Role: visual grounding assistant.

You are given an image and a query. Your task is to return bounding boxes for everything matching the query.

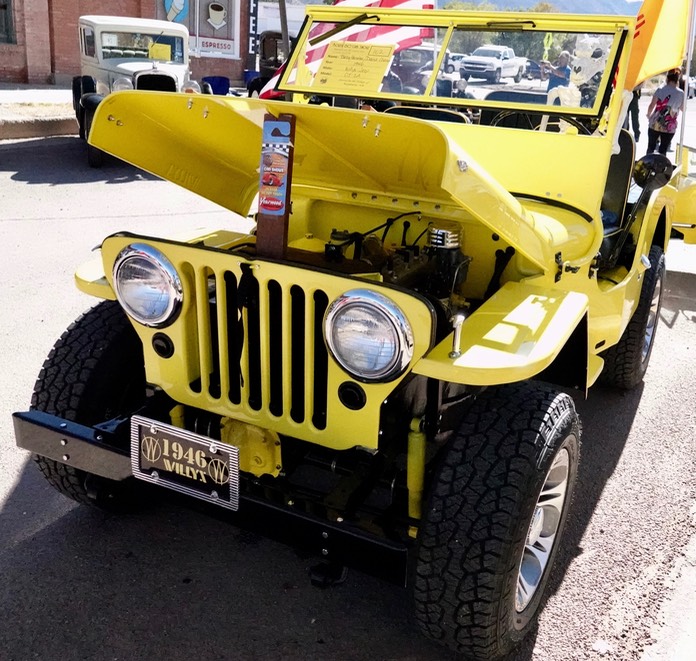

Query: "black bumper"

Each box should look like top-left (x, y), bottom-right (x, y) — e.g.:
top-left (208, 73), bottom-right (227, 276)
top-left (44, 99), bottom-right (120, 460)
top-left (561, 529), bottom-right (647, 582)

top-left (13, 410), bottom-right (410, 586)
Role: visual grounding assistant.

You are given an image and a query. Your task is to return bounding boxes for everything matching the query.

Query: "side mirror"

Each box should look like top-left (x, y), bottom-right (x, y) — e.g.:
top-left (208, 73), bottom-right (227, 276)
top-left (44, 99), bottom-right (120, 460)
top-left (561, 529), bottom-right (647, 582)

top-left (633, 153), bottom-right (674, 191)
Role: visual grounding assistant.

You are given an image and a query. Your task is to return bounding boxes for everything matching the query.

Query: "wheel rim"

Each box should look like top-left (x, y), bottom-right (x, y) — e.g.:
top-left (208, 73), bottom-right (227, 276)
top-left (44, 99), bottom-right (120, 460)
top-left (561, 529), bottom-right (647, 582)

top-left (642, 274), bottom-right (662, 363)
top-left (516, 447), bottom-right (570, 613)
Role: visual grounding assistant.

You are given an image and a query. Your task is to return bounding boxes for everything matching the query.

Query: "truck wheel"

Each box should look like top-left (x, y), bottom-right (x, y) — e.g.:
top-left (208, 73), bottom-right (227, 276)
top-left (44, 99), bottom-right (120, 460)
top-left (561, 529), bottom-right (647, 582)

top-left (84, 110), bottom-right (104, 168)
top-left (248, 78), bottom-right (264, 98)
top-left (31, 301), bottom-right (146, 510)
top-left (492, 68), bottom-right (502, 84)
top-left (600, 245), bottom-right (665, 389)
top-left (514, 67), bottom-right (523, 83)
top-left (411, 382), bottom-right (580, 660)
top-left (71, 77), bottom-right (86, 139)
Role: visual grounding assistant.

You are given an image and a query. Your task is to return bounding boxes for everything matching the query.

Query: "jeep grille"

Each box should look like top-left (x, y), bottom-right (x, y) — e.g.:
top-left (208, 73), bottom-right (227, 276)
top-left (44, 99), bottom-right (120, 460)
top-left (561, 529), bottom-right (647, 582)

top-left (191, 265), bottom-right (330, 430)
top-left (102, 236), bottom-right (435, 451)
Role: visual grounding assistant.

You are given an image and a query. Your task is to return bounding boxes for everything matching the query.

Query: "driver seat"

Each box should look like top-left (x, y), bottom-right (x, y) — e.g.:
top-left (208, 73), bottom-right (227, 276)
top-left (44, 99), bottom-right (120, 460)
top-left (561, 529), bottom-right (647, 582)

top-left (598, 129), bottom-right (636, 267)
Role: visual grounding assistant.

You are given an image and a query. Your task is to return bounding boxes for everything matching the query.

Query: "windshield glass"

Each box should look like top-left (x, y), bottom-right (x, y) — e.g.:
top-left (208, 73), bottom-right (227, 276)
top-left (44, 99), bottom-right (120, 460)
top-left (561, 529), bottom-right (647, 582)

top-left (280, 11), bottom-right (622, 116)
top-left (100, 31), bottom-right (185, 63)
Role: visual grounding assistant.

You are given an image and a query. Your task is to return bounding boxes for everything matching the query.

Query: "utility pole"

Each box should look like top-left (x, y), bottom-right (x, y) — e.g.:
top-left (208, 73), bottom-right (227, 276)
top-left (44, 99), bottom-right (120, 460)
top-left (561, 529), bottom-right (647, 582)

top-left (278, 0), bottom-right (291, 60)
top-left (278, 0), bottom-right (292, 101)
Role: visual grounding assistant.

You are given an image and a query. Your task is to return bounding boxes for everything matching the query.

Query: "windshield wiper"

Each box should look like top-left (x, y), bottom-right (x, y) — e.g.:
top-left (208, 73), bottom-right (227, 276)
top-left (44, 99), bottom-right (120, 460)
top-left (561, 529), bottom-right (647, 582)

top-left (486, 20), bottom-right (536, 28)
top-left (309, 13), bottom-right (379, 46)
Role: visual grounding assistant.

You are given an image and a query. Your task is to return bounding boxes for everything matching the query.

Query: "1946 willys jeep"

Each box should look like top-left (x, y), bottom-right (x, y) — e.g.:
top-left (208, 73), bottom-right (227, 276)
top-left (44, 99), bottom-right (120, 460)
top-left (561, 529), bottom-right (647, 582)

top-left (14, 6), bottom-right (696, 660)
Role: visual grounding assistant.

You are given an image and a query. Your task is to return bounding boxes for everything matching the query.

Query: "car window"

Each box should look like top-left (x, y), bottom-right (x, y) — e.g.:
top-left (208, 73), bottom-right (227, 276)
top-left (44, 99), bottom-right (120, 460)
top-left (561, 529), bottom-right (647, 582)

top-left (100, 31), bottom-right (185, 63)
top-left (81, 27), bottom-right (96, 58)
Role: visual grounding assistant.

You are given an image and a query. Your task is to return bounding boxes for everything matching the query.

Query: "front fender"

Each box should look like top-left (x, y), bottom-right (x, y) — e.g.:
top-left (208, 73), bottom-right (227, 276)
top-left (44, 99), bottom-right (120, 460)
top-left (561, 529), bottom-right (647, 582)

top-left (80, 92), bottom-right (105, 114)
top-left (412, 282), bottom-right (588, 387)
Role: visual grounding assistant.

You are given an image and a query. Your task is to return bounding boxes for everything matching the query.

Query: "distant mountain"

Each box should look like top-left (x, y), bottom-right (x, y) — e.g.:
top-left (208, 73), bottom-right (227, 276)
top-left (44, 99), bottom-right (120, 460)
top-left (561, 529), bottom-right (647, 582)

top-left (463, 0), bottom-right (641, 14)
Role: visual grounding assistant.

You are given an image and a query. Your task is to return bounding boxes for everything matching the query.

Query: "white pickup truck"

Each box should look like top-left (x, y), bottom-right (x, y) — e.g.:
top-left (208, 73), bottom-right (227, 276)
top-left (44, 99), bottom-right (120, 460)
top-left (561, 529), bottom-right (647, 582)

top-left (459, 45), bottom-right (526, 83)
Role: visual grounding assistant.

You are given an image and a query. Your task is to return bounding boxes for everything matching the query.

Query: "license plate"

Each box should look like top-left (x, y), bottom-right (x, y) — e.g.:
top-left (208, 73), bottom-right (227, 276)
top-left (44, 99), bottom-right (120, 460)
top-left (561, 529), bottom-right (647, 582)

top-left (130, 415), bottom-right (239, 511)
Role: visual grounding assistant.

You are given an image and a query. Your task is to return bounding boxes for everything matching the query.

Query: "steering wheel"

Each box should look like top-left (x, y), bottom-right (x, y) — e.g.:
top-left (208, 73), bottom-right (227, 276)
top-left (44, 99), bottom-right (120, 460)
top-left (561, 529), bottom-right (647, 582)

top-left (489, 110), bottom-right (591, 134)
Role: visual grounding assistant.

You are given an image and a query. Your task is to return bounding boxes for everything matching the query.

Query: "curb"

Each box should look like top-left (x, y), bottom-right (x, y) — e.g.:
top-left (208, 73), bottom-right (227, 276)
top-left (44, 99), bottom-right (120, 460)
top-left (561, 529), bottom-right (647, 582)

top-left (0, 117), bottom-right (77, 140)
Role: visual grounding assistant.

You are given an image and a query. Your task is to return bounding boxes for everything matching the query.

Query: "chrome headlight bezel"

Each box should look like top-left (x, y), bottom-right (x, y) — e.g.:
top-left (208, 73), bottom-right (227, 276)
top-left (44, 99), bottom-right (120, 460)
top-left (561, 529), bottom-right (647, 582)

top-left (112, 243), bottom-right (183, 328)
top-left (112, 76), bottom-right (134, 92)
top-left (324, 289), bottom-right (414, 383)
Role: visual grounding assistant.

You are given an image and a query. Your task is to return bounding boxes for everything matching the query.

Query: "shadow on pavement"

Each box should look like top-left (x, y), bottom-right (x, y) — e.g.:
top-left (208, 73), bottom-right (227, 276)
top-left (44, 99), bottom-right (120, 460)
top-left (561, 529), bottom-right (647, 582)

top-left (0, 136), bottom-right (159, 185)
top-left (0, 457), bottom-right (451, 661)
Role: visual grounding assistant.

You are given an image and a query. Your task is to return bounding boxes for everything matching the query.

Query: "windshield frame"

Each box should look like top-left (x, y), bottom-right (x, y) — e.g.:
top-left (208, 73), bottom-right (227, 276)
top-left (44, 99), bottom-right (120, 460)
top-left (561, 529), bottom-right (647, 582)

top-left (278, 7), bottom-right (632, 119)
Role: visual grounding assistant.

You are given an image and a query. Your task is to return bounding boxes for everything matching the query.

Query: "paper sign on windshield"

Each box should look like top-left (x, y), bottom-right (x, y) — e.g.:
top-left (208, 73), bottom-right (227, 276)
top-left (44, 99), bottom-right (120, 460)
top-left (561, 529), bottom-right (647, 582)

top-left (149, 43), bottom-right (172, 60)
top-left (314, 42), bottom-right (394, 93)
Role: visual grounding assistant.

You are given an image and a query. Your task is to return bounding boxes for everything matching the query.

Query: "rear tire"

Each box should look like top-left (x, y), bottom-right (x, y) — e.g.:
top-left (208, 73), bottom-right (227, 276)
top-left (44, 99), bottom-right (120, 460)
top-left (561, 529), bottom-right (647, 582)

top-left (31, 301), bottom-right (146, 510)
top-left (514, 67), bottom-right (523, 83)
top-left (600, 245), bottom-right (665, 389)
top-left (85, 110), bottom-right (104, 168)
top-left (411, 382), bottom-right (580, 660)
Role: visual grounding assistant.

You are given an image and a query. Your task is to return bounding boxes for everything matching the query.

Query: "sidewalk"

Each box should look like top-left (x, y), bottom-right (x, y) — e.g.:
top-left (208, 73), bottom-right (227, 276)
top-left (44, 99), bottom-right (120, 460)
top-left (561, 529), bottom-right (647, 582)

top-left (0, 82), bottom-right (76, 140)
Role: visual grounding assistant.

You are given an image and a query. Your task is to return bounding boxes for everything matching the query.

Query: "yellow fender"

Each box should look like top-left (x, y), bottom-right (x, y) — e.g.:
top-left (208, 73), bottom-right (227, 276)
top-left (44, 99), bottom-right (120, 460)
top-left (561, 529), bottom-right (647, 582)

top-left (413, 281), bottom-right (588, 387)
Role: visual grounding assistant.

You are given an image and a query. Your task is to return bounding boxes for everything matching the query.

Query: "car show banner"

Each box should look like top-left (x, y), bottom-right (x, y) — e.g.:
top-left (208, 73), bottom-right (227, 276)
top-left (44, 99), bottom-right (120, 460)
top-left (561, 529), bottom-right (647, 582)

top-left (159, 0), bottom-right (241, 59)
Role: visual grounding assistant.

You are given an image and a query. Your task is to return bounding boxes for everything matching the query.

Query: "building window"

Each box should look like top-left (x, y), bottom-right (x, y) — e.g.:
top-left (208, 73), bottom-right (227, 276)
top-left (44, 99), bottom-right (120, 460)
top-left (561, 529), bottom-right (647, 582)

top-left (0, 1), bottom-right (14, 43)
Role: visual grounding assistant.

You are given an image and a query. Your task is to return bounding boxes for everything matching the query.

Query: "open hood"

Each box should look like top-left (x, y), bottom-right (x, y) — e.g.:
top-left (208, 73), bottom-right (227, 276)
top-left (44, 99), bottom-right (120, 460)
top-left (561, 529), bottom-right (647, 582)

top-left (90, 91), bottom-right (579, 270)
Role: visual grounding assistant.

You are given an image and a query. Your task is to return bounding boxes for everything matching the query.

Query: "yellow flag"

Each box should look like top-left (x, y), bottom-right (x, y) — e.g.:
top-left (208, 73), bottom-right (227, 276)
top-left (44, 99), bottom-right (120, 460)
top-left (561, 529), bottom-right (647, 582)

top-left (624, 0), bottom-right (692, 89)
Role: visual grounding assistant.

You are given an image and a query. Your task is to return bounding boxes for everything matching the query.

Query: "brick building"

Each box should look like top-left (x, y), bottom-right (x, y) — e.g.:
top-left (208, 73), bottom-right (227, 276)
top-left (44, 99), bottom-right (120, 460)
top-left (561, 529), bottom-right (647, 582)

top-left (0, 0), bottom-right (254, 85)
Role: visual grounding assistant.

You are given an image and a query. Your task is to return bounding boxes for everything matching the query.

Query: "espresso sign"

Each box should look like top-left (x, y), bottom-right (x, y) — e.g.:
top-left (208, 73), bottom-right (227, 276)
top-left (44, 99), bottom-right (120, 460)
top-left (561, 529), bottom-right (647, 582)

top-left (255, 114), bottom-right (296, 258)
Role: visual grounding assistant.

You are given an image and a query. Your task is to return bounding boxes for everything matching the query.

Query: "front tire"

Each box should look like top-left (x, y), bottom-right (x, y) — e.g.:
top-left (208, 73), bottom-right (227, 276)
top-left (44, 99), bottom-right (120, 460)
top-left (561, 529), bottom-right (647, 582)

top-left (411, 382), bottom-right (580, 660)
top-left (600, 245), bottom-right (665, 389)
top-left (31, 301), bottom-right (146, 509)
top-left (492, 68), bottom-right (502, 84)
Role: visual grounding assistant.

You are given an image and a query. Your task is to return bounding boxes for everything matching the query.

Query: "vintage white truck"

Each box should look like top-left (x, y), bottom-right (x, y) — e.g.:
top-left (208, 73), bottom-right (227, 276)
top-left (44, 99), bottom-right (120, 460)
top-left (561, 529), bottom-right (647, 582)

top-left (459, 44), bottom-right (526, 83)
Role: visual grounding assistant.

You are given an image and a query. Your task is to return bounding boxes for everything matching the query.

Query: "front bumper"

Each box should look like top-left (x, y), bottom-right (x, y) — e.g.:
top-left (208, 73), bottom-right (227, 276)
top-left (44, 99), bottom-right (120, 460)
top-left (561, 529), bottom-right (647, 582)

top-left (13, 409), bottom-right (410, 586)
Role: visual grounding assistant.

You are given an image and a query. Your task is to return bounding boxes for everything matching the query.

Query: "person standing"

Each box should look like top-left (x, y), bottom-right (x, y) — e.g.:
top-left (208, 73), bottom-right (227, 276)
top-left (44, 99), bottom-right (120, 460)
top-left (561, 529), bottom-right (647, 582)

top-left (542, 50), bottom-right (572, 93)
top-left (624, 85), bottom-right (641, 142)
top-left (646, 70), bottom-right (684, 155)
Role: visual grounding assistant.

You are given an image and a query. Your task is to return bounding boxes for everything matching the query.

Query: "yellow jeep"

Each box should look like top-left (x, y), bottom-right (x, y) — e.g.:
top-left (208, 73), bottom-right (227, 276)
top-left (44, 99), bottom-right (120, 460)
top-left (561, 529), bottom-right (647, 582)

top-left (13, 6), bottom-right (696, 660)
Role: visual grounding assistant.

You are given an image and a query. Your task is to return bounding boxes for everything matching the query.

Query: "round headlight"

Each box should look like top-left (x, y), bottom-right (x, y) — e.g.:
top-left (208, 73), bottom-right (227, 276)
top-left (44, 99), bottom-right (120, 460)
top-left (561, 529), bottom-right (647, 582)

top-left (112, 77), bottom-right (134, 92)
top-left (113, 244), bottom-right (182, 327)
top-left (324, 289), bottom-right (414, 382)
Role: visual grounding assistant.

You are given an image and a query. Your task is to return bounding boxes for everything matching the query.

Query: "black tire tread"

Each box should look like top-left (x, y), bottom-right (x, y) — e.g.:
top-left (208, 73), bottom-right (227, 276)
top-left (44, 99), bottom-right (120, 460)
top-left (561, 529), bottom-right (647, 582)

top-left (30, 301), bottom-right (144, 508)
top-left (600, 245), bottom-right (665, 389)
top-left (412, 382), bottom-right (580, 660)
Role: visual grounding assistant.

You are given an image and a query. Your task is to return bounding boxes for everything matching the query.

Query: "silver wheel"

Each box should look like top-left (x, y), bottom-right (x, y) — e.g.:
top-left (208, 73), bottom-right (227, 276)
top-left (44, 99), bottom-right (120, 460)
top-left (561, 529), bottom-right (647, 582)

top-left (642, 275), bottom-right (662, 362)
top-left (516, 446), bottom-right (570, 612)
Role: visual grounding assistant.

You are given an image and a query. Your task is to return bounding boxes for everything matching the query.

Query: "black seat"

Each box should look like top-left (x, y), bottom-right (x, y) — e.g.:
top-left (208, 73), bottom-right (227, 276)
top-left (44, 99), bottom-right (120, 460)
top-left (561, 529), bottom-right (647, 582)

top-left (598, 129), bottom-right (636, 267)
top-left (601, 129), bottom-right (635, 233)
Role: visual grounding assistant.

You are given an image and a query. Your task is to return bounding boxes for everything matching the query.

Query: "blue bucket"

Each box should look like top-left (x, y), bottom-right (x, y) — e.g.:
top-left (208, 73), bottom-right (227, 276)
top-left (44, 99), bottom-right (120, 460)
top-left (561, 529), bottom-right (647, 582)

top-left (202, 76), bottom-right (231, 95)
top-left (243, 69), bottom-right (260, 85)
